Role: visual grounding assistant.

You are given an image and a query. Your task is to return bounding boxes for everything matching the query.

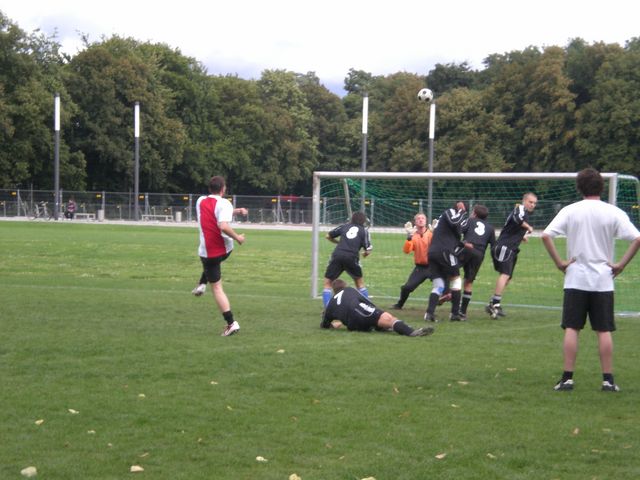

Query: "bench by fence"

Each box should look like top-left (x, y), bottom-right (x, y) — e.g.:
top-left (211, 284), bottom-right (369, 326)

top-left (74, 213), bottom-right (96, 220)
top-left (141, 214), bottom-right (173, 222)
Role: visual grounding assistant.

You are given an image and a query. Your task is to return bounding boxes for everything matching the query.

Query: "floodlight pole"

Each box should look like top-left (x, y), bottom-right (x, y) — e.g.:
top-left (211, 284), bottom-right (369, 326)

top-left (53, 93), bottom-right (60, 220)
top-left (427, 100), bottom-right (436, 222)
top-left (134, 102), bottom-right (140, 221)
top-left (361, 93), bottom-right (368, 213)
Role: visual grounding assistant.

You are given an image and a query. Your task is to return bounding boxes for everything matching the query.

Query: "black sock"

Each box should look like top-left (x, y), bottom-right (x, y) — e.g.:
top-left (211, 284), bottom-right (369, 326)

top-left (426, 292), bottom-right (439, 315)
top-left (562, 371), bottom-right (573, 381)
top-left (491, 295), bottom-right (502, 305)
top-left (223, 311), bottom-right (234, 325)
top-left (450, 290), bottom-right (462, 315)
top-left (461, 290), bottom-right (472, 314)
top-left (603, 373), bottom-right (614, 384)
top-left (392, 320), bottom-right (414, 336)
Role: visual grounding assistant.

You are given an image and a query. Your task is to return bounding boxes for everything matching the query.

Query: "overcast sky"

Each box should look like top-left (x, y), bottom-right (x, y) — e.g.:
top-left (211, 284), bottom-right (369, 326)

top-left (4, 0), bottom-right (639, 95)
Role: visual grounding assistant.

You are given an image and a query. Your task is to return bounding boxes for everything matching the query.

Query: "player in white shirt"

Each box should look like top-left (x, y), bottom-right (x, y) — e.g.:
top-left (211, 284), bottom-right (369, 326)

top-left (542, 168), bottom-right (640, 392)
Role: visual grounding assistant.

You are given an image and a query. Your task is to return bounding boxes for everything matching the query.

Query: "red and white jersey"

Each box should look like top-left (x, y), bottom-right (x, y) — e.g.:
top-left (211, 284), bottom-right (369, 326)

top-left (196, 195), bottom-right (234, 258)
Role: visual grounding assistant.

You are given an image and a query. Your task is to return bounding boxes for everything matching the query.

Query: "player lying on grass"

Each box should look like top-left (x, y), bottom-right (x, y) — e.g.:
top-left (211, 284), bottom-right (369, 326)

top-left (321, 279), bottom-right (434, 337)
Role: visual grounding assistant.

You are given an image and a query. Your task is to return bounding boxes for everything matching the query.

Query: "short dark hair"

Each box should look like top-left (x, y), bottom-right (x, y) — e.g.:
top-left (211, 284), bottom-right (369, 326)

top-left (351, 211), bottom-right (367, 226)
top-left (473, 204), bottom-right (488, 220)
top-left (453, 201), bottom-right (466, 211)
top-left (331, 278), bottom-right (347, 294)
top-left (208, 176), bottom-right (226, 194)
top-left (576, 167), bottom-right (604, 197)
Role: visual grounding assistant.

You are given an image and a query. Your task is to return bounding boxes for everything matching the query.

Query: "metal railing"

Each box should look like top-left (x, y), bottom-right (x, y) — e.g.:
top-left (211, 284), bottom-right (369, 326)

top-left (0, 189), bottom-right (314, 224)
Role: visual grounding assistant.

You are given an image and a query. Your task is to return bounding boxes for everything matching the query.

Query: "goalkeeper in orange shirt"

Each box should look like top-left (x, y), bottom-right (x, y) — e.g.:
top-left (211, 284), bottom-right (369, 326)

top-left (391, 212), bottom-right (433, 310)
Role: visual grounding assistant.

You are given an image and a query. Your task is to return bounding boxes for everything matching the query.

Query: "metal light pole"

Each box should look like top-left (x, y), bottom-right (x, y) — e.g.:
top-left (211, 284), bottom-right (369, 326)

top-left (134, 102), bottom-right (140, 221)
top-left (427, 99), bottom-right (436, 222)
top-left (361, 93), bottom-right (368, 213)
top-left (53, 93), bottom-right (60, 220)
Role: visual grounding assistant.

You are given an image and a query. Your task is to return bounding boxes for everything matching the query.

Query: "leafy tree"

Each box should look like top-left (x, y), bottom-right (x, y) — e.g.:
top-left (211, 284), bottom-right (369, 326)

top-left (205, 74), bottom-right (266, 194)
top-left (343, 68), bottom-right (374, 95)
top-left (434, 87), bottom-right (513, 172)
top-left (574, 39), bottom-right (640, 177)
top-left (64, 36), bottom-right (186, 191)
top-left (366, 72), bottom-right (427, 172)
top-left (297, 72), bottom-right (350, 174)
top-left (138, 43), bottom-right (219, 192)
top-left (0, 12), bottom-right (85, 189)
top-left (566, 38), bottom-right (624, 107)
top-left (482, 46), bottom-right (576, 172)
top-left (251, 69), bottom-right (318, 193)
top-left (426, 61), bottom-right (477, 94)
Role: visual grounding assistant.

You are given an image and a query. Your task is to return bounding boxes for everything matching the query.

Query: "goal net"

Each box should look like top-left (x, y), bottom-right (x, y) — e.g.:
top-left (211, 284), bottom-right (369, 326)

top-left (311, 172), bottom-right (640, 315)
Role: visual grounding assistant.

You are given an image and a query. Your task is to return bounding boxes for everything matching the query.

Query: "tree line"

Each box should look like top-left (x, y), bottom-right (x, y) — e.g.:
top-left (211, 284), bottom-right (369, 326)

top-left (1, 11), bottom-right (639, 196)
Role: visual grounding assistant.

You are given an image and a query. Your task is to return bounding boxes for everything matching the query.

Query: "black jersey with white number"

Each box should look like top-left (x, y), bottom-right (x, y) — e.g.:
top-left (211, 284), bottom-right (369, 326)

top-left (464, 217), bottom-right (496, 256)
top-left (428, 207), bottom-right (469, 256)
top-left (321, 287), bottom-right (378, 329)
top-left (496, 204), bottom-right (529, 249)
top-left (329, 222), bottom-right (372, 258)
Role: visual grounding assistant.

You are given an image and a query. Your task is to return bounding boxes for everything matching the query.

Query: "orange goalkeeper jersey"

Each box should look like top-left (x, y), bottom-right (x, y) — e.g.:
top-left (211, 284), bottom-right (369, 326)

top-left (403, 230), bottom-right (432, 266)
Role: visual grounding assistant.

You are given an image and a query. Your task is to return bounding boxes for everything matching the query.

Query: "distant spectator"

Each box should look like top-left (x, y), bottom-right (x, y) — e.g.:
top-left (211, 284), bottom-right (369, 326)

top-left (64, 197), bottom-right (77, 219)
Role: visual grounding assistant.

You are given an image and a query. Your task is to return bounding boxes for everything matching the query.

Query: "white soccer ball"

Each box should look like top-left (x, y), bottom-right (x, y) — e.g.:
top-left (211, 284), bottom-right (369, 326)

top-left (417, 88), bottom-right (434, 102)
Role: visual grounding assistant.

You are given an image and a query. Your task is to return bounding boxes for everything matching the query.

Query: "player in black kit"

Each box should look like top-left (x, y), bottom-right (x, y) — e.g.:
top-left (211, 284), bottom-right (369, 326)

top-left (321, 279), bottom-right (434, 337)
top-left (322, 211), bottom-right (372, 306)
top-left (456, 204), bottom-right (495, 320)
top-left (486, 192), bottom-right (537, 318)
top-left (424, 201), bottom-right (469, 322)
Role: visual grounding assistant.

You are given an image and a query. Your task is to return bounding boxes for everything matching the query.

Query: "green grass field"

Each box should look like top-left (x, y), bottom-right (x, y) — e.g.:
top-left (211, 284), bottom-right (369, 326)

top-left (2, 221), bottom-right (640, 479)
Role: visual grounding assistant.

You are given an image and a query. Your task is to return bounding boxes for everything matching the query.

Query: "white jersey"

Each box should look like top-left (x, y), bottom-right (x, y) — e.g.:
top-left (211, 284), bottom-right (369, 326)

top-left (544, 199), bottom-right (640, 291)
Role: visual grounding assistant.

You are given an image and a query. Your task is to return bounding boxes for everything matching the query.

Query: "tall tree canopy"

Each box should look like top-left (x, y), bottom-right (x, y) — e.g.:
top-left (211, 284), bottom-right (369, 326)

top-left (2, 9), bottom-right (640, 195)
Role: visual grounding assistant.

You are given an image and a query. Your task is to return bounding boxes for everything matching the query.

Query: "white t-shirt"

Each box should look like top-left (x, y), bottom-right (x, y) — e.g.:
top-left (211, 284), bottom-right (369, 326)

top-left (544, 199), bottom-right (640, 291)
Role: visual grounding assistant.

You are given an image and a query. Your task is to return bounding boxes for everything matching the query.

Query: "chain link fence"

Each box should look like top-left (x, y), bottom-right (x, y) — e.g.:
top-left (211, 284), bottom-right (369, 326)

top-left (0, 189), bottom-right (313, 224)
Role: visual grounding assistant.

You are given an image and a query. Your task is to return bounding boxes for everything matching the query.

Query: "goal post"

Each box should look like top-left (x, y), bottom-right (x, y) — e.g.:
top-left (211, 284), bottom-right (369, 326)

top-left (311, 171), bottom-right (640, 313)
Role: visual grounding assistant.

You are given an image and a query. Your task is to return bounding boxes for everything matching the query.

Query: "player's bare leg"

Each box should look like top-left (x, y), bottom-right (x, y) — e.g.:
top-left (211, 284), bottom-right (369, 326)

top-left (211, 280), bottom-right (230, 312)
top-left (211, 280), bottom-right (239, 336)
top-left (596, 331), bottom-right (613, 374)
top-left (378, 312), bottom-right (433, 337)
top-left (562, 328), bottom-right (580, 372)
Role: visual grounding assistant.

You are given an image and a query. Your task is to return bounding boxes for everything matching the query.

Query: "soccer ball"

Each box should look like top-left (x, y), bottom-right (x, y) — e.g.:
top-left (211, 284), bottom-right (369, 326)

top-left (417, 88), bottom-right (434, 102)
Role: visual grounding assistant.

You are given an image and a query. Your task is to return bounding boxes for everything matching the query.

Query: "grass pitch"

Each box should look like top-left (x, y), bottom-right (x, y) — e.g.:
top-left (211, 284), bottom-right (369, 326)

top-left (1, 221), bottom-right (640, 479)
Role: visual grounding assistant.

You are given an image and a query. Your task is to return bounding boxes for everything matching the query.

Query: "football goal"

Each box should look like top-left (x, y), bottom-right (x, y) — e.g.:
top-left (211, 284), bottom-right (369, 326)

top-left (311, 171), bottom-right (640, 314)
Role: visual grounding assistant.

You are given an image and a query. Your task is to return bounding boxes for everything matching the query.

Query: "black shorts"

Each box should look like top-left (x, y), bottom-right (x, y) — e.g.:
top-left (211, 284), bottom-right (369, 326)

top-left (492, 244), bottom-right (518, 277)
top-left (324, 254), bottom-right (363, 281)
top-left (461, 250), bottom-right (485, 282)
top-left (562, 289), bottom-right (615, 332)
top-left (200, 253), bottom-right (231, 284)
top-left (346, 304), bottom-right (384, 331)
top-left (428, 251), bottom-right (460, 279)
